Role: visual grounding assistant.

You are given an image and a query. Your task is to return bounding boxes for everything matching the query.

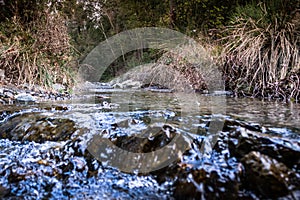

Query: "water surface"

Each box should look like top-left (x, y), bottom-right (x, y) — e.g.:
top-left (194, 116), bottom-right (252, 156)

top-left (0, 87), bottom-right (299, 199)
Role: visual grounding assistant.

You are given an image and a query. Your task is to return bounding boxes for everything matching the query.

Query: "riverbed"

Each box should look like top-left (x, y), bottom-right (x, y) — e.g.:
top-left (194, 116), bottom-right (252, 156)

top-left (0, 85), bottom-right (299, 199)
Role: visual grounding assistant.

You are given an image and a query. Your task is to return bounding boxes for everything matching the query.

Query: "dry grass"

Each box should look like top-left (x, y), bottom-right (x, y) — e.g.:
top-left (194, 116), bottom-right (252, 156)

top-left (110, 42), bottom-right (222, 93)
top-left (221, 13), bottom-right (300, 101)
top-left (0, 10), bottom-right (76, 89)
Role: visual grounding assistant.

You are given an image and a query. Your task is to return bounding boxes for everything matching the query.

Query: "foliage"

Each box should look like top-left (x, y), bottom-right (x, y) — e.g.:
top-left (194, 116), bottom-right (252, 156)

top-left (101, 0), bottom-right (169, 32)
top-left (0, 0), bottom-right (299, 102)
top-left (221, 0), bottom-right (300, 100)
top-left (0, 0), bottom-right (76, 88)
top-left (0, 0), bottom-right (44, 23)
top-left (97, 0), bottom-right (245, 35)
top-left (100, 49), bottom-right (164, 82)
top-left (173, 0), bottom-right (228, 34)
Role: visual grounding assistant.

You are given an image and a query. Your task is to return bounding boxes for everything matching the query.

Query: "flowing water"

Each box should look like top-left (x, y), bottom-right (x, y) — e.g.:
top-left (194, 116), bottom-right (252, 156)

top-left (0, 86), bottom-right (299, 199)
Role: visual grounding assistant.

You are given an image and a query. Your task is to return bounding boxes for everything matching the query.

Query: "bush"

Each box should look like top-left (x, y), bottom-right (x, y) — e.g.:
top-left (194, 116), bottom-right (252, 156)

top-left (0, 1), bottom-right (76, 89)
top-left (221, 1), bottom-right (300, 101)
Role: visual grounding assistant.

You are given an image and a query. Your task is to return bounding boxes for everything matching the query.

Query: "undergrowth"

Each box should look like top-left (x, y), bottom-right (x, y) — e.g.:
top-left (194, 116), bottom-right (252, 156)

top-left (0, 10), bottom-right (76, 89)
top-left (220, 1), bottom-right (300, 101)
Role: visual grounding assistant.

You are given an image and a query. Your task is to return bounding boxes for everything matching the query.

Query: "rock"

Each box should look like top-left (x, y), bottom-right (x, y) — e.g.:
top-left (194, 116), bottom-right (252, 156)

top-left (81, 81), bottom-right (98, 89)
top-left (39, 93), bottom-right (47, 98)
top-left (88, 123), bottom-right (191, 173)
top-left (109, 62), bottom-right (198, 92)
top-left (52, 83), bottom-right (65, 91)
top-left (142, 84), bottom-right (174, 93)
top-left (3, 89), bottom-right (15, 99)
top-left (14, 93), bottom-right (36, 103)
top-left (152, 150), bottom-right (242, 200)
top-left (144, 88), bottom-right (174, 93)
top-left (0, 83), bottom-right (71, 104)
top-left (228, 128), bottom-right (300, 169)
top-left (0, 185), bottom-right (9, 198)
top-left (172, 168), bottom-right (240, 200)
top-left (93, 82), bottom-right (114, 89)
top-left (32, 84), bottom-right (47, 93)
top-left (151, 119), bottom-right (300, 199)
top-left (151, 131), bottom-right (244, 200)
top-left (241, 151), bottom-right (300, 198)
top-left (110, 124), bottom-right (177, 153)
top-left (0, 113), bottom-right (79, 143)
top-left (74, 81), bottom-right (114, 92)
top-left (0, 69), bottom-right (5, 81)
top-left (210, 90), bottom-right (233, 96)
top-left (113, 79), bottom-right (143, 89)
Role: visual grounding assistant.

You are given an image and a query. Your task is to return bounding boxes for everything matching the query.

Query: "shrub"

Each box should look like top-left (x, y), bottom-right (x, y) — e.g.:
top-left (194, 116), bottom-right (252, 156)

top-left (221, 1), bottom-right (300, 101)
top-left (0, 1), bottom-right (76, 89)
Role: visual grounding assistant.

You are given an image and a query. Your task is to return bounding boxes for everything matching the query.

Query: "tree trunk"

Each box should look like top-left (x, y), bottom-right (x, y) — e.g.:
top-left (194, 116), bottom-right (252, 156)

top-left (169, 0), bottom-right (176, 28)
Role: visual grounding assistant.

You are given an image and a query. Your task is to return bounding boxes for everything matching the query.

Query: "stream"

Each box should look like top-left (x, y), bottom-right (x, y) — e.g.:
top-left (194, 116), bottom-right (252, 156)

top-left (0, 85), bottom-right (299, 199)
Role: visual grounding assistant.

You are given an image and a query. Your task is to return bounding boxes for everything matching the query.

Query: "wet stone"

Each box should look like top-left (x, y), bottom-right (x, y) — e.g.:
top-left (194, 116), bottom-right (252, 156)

top-left (228, 128), bottom-right (300, 169)
top-left (0, 88), bottom-right (300, 199)
top-left (153, 151), bottom-right (243, 199)
top-left (3, 89), bottom-right (15, 99)
top-left (0, 137), bottom-right (167, 199)
top-left (14, 93), bottom-right (36, 103)
top-left (110, 124), bottom-right (177, 153)
top-left (0, 84), bottom-right (72, 105)
top-left (152, 118), bottom-right (300, 199)
top-left (173, 168), bottom-right (240, 200)
top-left (0, 185), bottom-right (9, 198)
top-left (0, 113), bottom-right (79, 142)
top-left (241, 151), bottom-right (300, 198)
top-left (151, 132), bottom-right (244, 200)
